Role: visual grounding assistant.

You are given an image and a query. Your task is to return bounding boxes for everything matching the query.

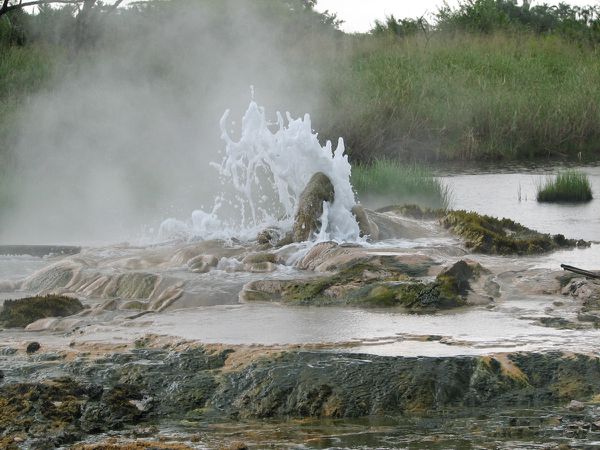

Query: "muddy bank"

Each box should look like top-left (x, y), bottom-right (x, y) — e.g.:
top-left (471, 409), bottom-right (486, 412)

top-left (2, 338), bottom-right (600, 447)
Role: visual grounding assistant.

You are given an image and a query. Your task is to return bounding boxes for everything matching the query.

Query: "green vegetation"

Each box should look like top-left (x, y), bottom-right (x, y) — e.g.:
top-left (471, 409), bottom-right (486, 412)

top-left (440, 209), bottom-right (587, 254)
top-left (537, 169), bottom-right (593, 202)
top-left (323, 32), bottom-right (600, 162)
top-left (245, 258), bottom-right (469, 310)
top-left (0, 294), bottom-right (84, 327)
top-left (351, 161), bottom-right (451, 209)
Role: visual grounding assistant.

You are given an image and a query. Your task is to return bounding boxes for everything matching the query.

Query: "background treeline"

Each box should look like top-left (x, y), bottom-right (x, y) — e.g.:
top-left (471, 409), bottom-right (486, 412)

top-left (1, 0), bottom-right (600, 171)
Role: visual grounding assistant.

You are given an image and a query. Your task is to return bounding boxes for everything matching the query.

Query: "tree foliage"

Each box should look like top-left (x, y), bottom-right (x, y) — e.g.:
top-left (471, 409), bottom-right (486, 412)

top-left (436, 0), bottom-right (600, 44)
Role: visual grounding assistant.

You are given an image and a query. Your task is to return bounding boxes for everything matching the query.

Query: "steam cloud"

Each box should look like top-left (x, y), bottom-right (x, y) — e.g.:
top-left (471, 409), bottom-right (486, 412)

top-left (1, 1), bottom-right (334, 244)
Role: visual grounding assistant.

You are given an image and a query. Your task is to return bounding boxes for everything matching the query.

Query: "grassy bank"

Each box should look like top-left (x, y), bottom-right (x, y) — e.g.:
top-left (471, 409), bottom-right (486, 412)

top-left (351, 160), bottom-right (451, 209)
top-left (319, 32), bottom-right (600, 163)
top-left (537, 170), bottom-right (593, 202)
top-left (0, 0), bottom-right (600, 187)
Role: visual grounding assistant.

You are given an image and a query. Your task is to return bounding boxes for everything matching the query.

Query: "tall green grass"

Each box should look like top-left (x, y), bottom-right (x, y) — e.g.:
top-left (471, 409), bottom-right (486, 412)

top-left (536, 169), bottom-right (593, 202)
top-left (318, 32), bottom-right (600, 162)
top-left (351, 160), bottom-right (451, 210)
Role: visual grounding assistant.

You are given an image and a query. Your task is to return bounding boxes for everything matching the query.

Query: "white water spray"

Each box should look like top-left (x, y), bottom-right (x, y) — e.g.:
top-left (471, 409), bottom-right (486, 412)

top-left (159, 101), bottom-right (360, 243)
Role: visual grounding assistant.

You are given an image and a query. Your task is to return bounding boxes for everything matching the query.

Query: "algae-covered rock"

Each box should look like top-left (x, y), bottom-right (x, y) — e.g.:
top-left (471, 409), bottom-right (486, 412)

top-left (2, 344), bottom-right (600, 444)
top-left (241, 258), bottom-right (482, 310)
top-left (212, 351), bottom-right (600, 419)
top-left (292, 172), bottom-right (335, 242)
top-left (0, 295), bottom-right (84, 328)
top-left (440, 210), bottom-right (588, 255)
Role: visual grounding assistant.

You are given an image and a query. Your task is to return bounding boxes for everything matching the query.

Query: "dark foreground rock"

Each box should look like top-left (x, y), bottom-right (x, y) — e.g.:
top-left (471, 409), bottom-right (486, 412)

top-left (2, 343), bottom-right (600, 447)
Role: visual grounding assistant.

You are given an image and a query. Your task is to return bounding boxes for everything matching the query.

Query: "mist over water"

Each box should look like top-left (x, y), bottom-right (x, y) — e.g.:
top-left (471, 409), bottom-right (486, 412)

top-left (0, 1), bottom-right (336, 245)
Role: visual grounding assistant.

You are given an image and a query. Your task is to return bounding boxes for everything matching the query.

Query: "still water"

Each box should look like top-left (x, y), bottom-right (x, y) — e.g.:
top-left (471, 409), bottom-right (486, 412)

top-left (440, 165), bottom-right (600, 242)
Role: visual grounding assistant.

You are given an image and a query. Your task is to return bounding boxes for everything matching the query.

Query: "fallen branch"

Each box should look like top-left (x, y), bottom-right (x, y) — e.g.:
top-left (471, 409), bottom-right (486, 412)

top-left (561, 264), bottom-right (600, 279)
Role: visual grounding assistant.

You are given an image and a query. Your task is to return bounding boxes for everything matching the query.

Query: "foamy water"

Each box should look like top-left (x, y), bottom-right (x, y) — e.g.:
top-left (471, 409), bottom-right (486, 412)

top-left (159, 101), bottom-right (360, 243)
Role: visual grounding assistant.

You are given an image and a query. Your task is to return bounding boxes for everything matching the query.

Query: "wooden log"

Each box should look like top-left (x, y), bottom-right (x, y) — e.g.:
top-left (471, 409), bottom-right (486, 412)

top-left (561, 264), bottom-right (600, 279)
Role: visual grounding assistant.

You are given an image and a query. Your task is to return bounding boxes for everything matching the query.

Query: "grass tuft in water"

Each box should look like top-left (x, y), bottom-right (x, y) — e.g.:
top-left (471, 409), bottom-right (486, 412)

top-left (536, 170), bottom-right (593, 203)
top-left (351, 160), bottom-right (451, 210)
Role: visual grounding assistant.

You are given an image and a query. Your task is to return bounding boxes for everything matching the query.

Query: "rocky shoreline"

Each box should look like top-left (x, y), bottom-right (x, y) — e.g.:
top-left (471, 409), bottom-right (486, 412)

top-left (2, 336), bottom-right (600, 448)
top-left (0, 174), bottom-right (599, 448)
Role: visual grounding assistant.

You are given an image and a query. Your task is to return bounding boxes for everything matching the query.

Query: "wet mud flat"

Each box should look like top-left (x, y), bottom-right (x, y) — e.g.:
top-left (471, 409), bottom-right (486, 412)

top-left (1, 207), bottom-right (600, 448)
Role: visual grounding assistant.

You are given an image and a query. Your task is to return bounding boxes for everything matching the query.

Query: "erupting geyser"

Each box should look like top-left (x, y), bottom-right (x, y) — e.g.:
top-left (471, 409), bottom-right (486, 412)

top-left (159, 101), bottom-right (361, 243)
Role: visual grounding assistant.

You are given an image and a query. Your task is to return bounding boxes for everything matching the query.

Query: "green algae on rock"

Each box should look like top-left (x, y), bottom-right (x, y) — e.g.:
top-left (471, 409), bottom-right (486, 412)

top-left (3, 343), bottom-right (600, 446)
top-left (386, 204), bottom-right (588, 254)
top-left (241, 259), bottom-right (488, 310)
top-left (440, 210), bottom-right (587, 254)
top-left (0, 295), bottom-right (84, 328)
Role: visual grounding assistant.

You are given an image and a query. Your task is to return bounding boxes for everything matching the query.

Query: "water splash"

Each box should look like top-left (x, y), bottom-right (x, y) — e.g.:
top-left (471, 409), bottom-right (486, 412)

top-left (159, 101), bottom-right (360, 243)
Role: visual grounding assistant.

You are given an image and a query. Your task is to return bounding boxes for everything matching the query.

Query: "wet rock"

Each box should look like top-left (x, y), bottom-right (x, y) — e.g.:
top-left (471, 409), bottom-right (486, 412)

top-left (537, 317), bottom-right (584, 330)
top-left (103, 273), bottom-right (158, 299)
top-left (568, 400), bottom-right (585, 412)
top-left (382, 204), bottom-right (443, 220)
top-left (224, 442), bottom-right (249, 450)
top-left (26, 342), bottom-right (41, 354)
top-left (80, 384), bottom-right (147, 433)
top-left (242, 252), bottom-right (278, 273)
top-left (242, 258), bottom-right (478, 310)
top-left (366, 209), bottom-right (430, 240)
top-left (21, 261), bottom-right (77, 292)
top-left (0, 295), bottom-right (84, 328)
top-left (212, 351), bottom-right (600, 419)
top-left (440, 210), bottom-right (588, 255)
top-left (0, 347), bottom-right (17, 356)
top-left (0, 377), bottom-right (90, 446)
top-left (351, 205), bottom-right (379, 241)
top-left (562, 278), bottom-right (600, 303)
top-left (187, 254), bottom-right (219, 273)
top-left (119, 300), bottom-right (146, 311)
top-left (292, 172), bottom-right (334, 242)
top-left (297, 241), bottom-right (435, 274)
top-left (438, 260), bottom-right (480, 294)
top-left (256, 227), bottom-right (290, 247)
top-left (0, 345), bottom-right (600, 445)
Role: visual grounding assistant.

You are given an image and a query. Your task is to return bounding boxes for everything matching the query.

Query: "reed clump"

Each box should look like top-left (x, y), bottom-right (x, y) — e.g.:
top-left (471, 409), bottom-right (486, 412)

top-left (351, 160), bottom-right (451, 210)
top-left (537, 170), bottom-right (593, 203)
